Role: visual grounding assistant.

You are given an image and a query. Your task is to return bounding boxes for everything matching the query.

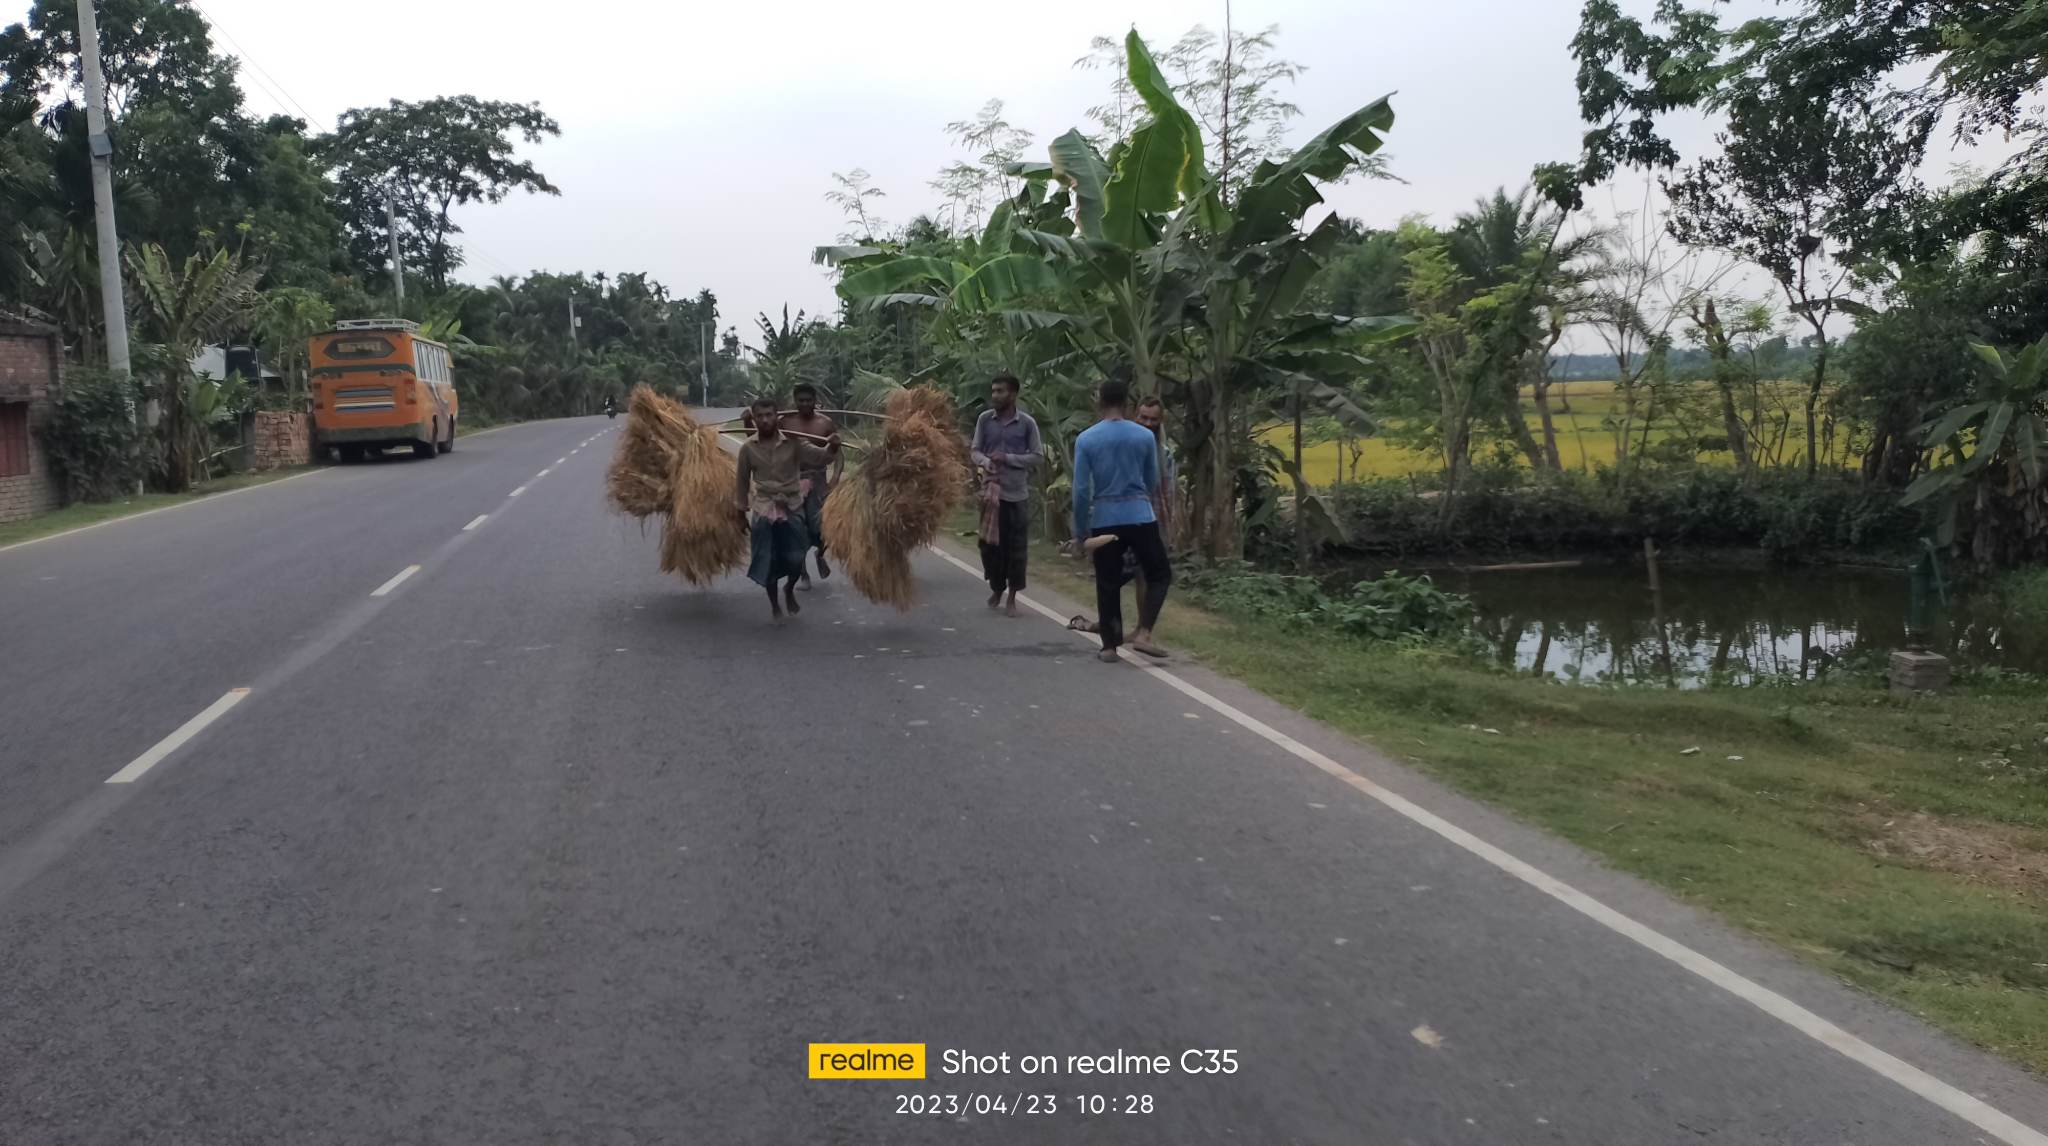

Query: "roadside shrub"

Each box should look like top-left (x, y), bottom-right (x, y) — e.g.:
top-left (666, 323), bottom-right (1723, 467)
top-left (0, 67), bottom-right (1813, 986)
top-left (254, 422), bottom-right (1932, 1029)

top-left (1179, 560), bottom-right (1479, 645)
top-left (1323, 467), bottom-right (1928, 561)
top-left (1996, 567), bottom-right (2048, 648)
top-left (39, 368), bottom-right (148, 502)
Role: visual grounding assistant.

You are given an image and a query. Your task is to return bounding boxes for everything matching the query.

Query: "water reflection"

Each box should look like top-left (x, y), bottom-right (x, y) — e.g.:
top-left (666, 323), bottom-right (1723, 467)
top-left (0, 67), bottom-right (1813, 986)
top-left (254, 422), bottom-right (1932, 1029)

top-left (1434, 565), bottom-right (2038, 687)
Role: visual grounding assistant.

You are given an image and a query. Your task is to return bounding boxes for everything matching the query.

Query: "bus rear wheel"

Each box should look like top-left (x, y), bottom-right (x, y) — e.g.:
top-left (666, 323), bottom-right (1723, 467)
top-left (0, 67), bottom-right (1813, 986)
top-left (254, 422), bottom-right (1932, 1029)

top-left (438, 418), bottom-right (454, 454)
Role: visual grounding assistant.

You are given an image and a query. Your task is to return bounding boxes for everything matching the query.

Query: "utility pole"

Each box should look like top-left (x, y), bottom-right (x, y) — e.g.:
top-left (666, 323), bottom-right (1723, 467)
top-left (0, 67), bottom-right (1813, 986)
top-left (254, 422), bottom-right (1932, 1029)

top-left (699, 322), bottom-right (710, 406)
top-left (568, 294), bottom-right (579, 353)
top-left (75, 0), bottom-right (130, 388)
top-left (384, 183), bottom-right (405, 307)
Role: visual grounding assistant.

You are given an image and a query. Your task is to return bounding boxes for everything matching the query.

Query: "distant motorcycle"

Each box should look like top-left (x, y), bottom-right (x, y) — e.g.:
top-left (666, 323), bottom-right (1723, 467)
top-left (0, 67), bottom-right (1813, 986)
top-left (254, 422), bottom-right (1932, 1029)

top-left (604, 399), bottom-right (617, 419)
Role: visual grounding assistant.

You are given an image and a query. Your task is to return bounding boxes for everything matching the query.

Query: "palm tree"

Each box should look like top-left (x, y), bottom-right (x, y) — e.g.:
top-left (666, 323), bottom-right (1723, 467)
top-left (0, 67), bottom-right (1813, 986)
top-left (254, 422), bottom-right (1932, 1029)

top-left (1448, 185), bottom-right (1608, 471)
top-left (126, 242), bottom-right (265, 490)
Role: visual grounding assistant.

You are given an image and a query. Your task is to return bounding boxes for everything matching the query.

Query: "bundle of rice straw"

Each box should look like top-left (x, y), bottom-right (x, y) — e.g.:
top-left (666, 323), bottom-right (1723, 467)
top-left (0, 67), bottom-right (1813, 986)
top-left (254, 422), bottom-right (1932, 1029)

top-left (606, 386), bottom-right (746, 586)
top-left (823, 386), bottom-right (970, 610)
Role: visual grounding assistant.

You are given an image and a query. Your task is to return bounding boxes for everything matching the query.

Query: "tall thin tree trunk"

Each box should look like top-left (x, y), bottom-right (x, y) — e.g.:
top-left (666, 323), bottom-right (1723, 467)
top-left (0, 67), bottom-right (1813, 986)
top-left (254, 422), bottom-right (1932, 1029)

top-left (1717, 379), bottom-right (1751, 474)
top-left (1504, 364), bottom-right (1546, 471)
top-left (1292, 393), bottom-right (1308, 571)
top-left (1534, 378), bottom-right (1562, 471)
top-left (1805, 339), bottom-right (1828, 479)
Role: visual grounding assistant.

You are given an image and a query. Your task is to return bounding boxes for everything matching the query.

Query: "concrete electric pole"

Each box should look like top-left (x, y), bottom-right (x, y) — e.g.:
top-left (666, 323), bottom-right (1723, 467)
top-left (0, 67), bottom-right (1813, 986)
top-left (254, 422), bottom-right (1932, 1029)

top-left (384, 184), bottom-right (405, 306)
top-left (700, 322), bottom-right (710, 406)
top-left (75, 0), bottom-right (130, 388)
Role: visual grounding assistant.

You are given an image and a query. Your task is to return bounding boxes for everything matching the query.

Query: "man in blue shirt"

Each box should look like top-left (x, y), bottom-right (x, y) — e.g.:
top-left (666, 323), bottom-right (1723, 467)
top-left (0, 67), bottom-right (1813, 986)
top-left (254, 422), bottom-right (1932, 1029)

top-left (1071, 374), bottom-right (1172, 661)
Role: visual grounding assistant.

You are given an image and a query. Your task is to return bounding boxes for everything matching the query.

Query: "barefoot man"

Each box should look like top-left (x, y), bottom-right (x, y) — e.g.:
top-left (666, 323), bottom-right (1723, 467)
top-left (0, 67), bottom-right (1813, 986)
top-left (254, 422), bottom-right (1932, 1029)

top-left (781, 383), bottom-right (841, 588)
top-left (735, 396), bottom-right (839, 623)
top-left (970, 372), bottom-right (1042, 617)
top-left (1072, 375), bottom-right (1171, 661)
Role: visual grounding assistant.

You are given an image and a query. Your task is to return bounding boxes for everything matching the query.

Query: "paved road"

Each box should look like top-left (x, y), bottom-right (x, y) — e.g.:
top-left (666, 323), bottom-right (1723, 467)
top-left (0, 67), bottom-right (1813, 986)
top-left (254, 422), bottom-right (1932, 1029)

top-left (3, 415), bottom-right (2046, 1145)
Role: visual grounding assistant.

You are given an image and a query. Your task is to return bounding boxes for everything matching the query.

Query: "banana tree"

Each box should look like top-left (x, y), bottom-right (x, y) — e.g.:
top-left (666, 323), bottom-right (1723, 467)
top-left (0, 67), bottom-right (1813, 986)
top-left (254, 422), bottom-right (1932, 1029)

top-left (1016, 31), bottom-right (1415, 557)
top-left (1904, 335), bottom-right (2048, 568)
top-left (814, 30), bottom-right (1415, 558)
top-left (125, 242), bottom-right (266, 491)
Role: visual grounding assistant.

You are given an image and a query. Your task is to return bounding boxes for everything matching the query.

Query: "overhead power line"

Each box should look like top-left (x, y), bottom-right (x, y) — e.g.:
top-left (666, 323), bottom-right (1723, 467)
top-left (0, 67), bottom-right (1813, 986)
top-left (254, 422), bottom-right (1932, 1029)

top-left (191, 2), bottom-right (326, 128)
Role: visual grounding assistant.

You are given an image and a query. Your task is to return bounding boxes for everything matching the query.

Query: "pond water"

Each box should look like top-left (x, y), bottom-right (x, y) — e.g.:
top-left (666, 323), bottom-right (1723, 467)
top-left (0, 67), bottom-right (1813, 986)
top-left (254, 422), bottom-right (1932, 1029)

top-left (1419, 563), bottom-right (2043, 687)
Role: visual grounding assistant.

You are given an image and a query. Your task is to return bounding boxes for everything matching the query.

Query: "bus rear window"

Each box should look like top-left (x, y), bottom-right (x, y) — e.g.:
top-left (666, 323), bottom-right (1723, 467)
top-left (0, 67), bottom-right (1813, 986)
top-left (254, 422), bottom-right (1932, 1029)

top-left (325, 336), bottom-right (395, 359)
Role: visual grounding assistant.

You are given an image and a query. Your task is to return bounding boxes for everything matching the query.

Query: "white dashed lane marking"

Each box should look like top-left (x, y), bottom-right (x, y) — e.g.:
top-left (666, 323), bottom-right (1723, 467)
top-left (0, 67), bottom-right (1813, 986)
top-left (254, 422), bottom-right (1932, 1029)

top-left (104, 689), bottom-right (251, 784)
top-left (463, 514), bottom-right (488, 532)
top-left (370, 564), bottom-right (421, 597)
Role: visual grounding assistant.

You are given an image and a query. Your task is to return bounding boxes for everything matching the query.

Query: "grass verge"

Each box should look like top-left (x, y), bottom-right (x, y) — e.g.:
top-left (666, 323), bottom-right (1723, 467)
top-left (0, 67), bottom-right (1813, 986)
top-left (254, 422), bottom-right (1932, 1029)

top-left (963, 515), bottom-right (2048, 1074)
top-left (0, 467), bottom-right (320, 549)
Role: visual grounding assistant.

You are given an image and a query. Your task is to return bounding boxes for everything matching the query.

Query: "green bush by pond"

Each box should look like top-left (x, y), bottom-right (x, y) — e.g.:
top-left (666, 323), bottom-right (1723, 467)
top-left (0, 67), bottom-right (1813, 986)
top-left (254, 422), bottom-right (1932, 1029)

top-left (1315, 467), bottom-right (1929, 562)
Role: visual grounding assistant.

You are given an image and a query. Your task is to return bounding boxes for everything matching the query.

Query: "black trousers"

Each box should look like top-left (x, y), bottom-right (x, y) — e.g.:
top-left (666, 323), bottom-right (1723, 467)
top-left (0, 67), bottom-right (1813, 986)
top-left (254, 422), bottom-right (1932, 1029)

top-left (1090, 521), bottom-right (1171, 650)
top-left (980, 499), bottom-right (1031, 593)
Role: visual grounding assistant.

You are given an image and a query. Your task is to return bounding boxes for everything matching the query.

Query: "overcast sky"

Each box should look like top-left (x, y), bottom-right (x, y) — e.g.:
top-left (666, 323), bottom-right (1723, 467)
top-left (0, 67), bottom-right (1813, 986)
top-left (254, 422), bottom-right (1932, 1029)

top-left (32, 0), bottom-right (1998, 348)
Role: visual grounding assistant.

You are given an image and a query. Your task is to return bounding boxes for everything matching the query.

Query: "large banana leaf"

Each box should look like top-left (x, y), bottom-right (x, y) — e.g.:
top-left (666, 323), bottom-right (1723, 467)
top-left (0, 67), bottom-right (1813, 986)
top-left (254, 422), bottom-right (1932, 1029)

top-left (1010, 228), bottom-right (1089, 260)
top-left (1963, 400), bottom-right (2016, 472)
top-left (837, 256), bottom-right (964, 301)
top-left (1049, 128), bottom-right (1110, 241)
top-left (1102, 31), bottom-right (1205, 248)
top-left (2017, 414), bottom-right (2044, 487)
top-left (1919, 400), bottom-right (1988, 448)
top-left (813, 245), bottom-right (884, 266)
top-left (996, 310), bottom-right (1082, 334)
top-left (1235, 95), bottom-right (1396, 247)
top-left (1103, 116), bottom-right (1189, 248)
top-left (980, 202), bottom-right (1018, 260)
top-left (1245, 214), bottom-right (1346, 337)
top-left (1969, 341), bottom-right (2008, 380)
top-left (1123, 29), bottom-right (1206, 195)
top-left (953, 254), bottom-right (1062, 311)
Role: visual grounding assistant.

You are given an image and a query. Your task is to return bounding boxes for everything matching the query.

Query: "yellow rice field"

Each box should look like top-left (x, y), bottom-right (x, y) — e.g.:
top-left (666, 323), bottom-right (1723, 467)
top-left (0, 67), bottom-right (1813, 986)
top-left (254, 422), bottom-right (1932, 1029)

top-left (1262, 379), bottom-right (1844, 486)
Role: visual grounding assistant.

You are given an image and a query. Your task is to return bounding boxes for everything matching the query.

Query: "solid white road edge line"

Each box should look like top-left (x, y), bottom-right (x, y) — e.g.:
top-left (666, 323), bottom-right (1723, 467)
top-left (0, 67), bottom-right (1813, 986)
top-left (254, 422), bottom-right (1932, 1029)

top-left (924, 544), bottom-right (2048, 1146)
top-left (0, 468), bottom-right (329, 557)
top-left (370, 564), bottom-right (421, 597)
top-left (462, 514), bottom-right (488, 532)
top-left (105, 689), bottom-right (251, 784)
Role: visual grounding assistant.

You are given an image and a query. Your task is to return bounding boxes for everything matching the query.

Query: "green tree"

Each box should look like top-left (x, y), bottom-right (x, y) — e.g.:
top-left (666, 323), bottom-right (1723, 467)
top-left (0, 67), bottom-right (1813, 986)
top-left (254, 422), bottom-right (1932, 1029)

top-left (124, 240), bottom-right (263, 490)
top-left (321, 96), bottom-right (561, 291)
top-left (1904, 336), bottom-right (2048, 568)
top-left (252, 286), bottom-right (334, 402)
top-left (826, 30), bottom-right (1414, 558)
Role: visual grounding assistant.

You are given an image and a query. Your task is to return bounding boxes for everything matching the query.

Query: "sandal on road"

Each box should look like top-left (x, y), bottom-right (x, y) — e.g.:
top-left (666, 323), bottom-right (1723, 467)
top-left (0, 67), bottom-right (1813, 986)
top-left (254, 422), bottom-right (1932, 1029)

top-left (1067, 615), bottom-right (1100, 634)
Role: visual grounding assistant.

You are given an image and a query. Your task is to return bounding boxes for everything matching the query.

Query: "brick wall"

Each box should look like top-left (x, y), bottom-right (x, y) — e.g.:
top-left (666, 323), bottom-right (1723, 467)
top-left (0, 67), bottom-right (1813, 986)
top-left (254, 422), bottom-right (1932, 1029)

top-left (246, 410), bottom-right (312, 471)
top-left (0, 321), bottom-right (61, 524)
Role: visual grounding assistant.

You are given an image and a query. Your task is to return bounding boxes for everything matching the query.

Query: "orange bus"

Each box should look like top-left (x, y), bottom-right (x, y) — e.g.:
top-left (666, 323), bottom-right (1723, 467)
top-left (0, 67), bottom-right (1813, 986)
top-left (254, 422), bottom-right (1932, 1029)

top-left (308, 319), bottom-right (459, 461)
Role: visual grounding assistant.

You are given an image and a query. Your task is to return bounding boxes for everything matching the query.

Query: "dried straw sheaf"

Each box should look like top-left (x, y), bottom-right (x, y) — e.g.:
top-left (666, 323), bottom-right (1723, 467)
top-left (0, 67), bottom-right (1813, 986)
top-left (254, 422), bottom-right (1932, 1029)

top-left (606, 386), bottom-right (746, 586)
top-left (824, 386), bottom-right (970, 610)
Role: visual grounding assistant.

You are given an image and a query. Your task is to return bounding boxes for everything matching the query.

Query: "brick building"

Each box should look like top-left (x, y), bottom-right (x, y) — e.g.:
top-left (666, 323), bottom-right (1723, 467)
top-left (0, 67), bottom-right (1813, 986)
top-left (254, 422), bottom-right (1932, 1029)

top-left (0, 320), bottom-right (62, 524)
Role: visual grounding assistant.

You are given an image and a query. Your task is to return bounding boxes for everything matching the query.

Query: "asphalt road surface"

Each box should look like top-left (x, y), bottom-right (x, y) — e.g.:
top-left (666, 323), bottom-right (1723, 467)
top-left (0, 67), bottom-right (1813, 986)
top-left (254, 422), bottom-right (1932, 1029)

top-left (4, 415), bottom-right (2046, 1145)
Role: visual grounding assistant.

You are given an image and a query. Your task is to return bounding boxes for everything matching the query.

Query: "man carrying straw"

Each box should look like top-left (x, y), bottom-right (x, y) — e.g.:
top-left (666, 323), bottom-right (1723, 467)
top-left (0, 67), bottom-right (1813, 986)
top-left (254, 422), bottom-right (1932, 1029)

top-left (970, 372), bottom-right (1042, 617)
top-left (735, 395), bottom-right (840, 623)
top-left (782, 382), bottom-right (841, 589)
top-left (1071, 375), bottom-right (1171, 662)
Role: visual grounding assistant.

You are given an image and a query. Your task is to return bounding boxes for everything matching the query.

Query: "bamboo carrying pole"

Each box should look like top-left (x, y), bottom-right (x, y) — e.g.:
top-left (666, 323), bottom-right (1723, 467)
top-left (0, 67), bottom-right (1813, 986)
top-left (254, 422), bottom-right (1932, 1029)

top-left (716, 427), bottom-right (866, 451)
